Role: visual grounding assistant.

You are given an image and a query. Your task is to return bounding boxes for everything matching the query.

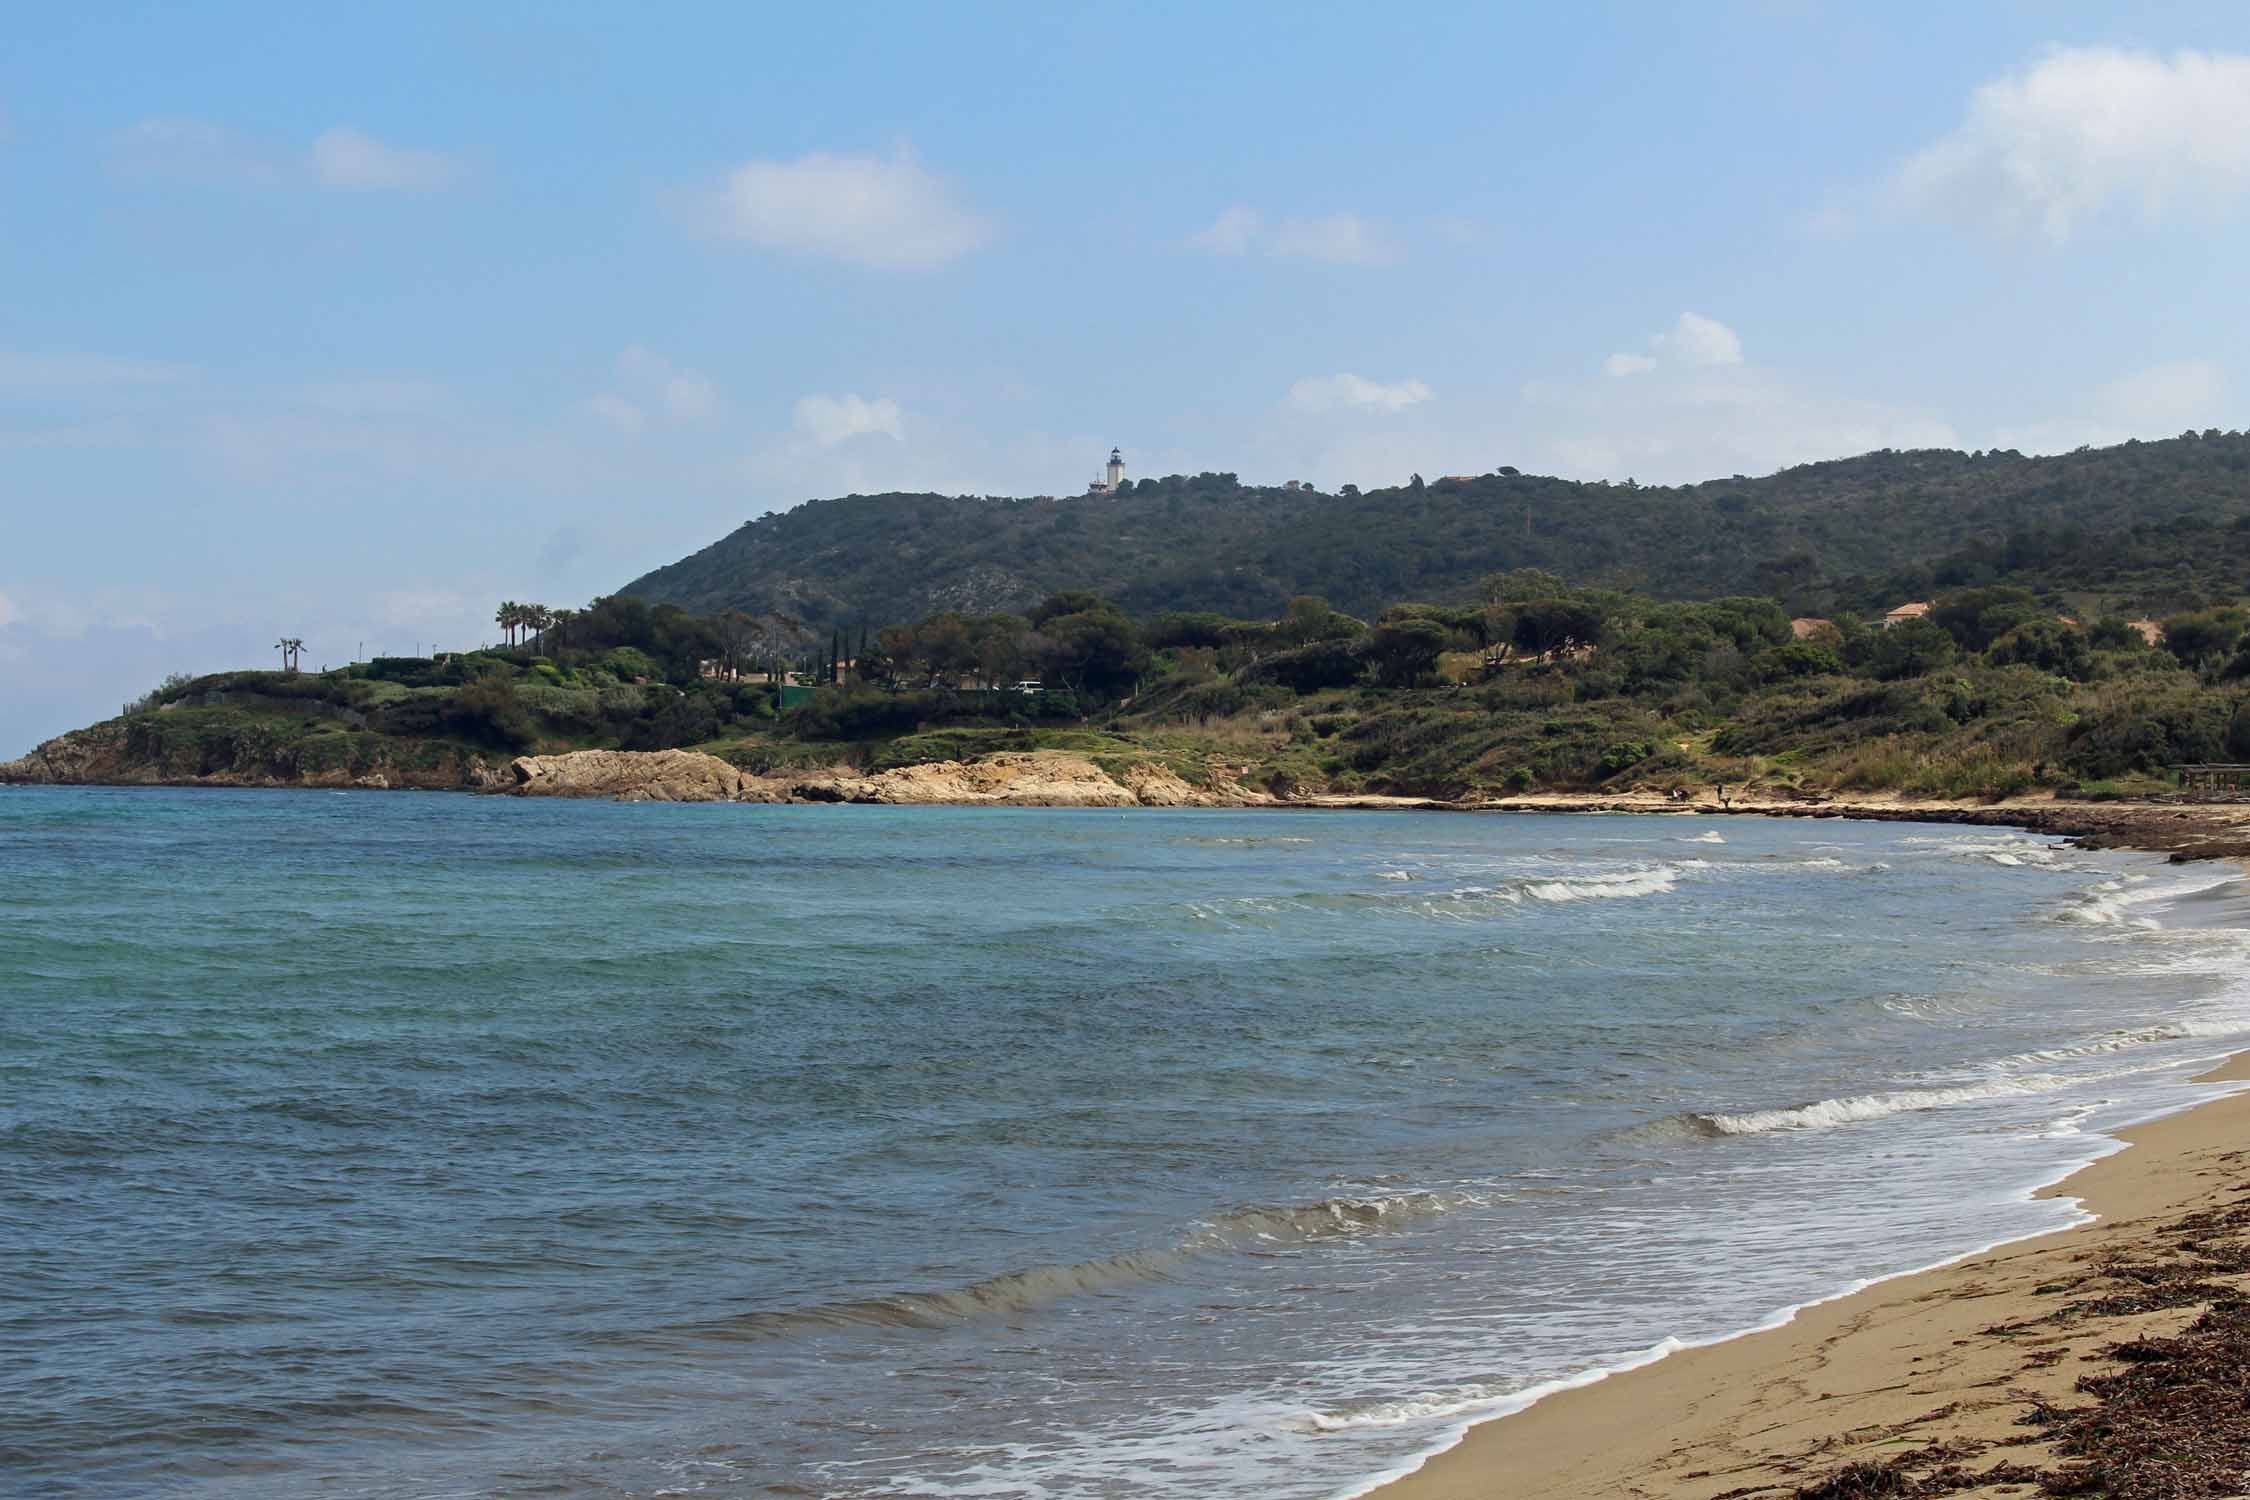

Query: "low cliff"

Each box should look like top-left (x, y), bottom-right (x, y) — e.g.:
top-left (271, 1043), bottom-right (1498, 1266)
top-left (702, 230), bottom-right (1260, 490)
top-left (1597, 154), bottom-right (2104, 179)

top-left (1, 719), bottom-right (504, 791)
top-left (503, 748), bottom-right (1264, 807)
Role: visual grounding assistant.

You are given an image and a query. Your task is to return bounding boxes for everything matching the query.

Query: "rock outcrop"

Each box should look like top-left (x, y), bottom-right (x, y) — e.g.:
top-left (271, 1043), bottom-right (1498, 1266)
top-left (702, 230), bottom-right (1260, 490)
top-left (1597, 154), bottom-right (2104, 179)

top-left (508, 748), bottom-right (779, 803)
top-left (0, 728), bottom-right (127, 785)
top-left (789, 751), bottom-right (1139, 806)
top-left (497, 747), bottom-right (1262, 807)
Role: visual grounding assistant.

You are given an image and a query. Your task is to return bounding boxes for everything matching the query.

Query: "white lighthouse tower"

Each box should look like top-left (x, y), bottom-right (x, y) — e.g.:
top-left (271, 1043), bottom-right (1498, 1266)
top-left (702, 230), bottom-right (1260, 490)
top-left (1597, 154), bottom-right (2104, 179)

top-left (1104, 447), bottom-right (1125, 493)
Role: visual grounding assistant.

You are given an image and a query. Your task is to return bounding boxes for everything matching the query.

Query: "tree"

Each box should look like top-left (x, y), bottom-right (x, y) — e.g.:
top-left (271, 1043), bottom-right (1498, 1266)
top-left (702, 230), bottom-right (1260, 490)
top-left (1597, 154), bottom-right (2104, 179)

top-left (1865, 617), bottom-right (1956, 680)
top-left (1273, 595), bottom-right (1362, 646)
top-left (1036, 608), bottom-right (1146, 697)
top-left (1511, 599), bottom-right (1607, 660)
top-left (2162, 608), bottom-right (2247, 669)
top-left (1932, 587), bottom-right (2040, 652)
top-left (1986, 618), bottom-right (2092, 679)
top-left (1366, 617), bottom-right (1447, 687)
top-left (275, 637), bottom-right (304, 672)
top-left (715, 611), bottom-right (759, 675)
top-left (1028, 591), bottom-right (1114, 628)
top-left (1481, 568), bottom-right (1569, 605)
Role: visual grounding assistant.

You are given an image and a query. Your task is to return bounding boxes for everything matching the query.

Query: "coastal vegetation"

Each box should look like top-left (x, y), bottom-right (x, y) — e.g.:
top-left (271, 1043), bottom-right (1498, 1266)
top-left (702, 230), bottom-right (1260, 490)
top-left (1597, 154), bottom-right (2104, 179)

top-left (18, 563), bottom-right (2250, 803)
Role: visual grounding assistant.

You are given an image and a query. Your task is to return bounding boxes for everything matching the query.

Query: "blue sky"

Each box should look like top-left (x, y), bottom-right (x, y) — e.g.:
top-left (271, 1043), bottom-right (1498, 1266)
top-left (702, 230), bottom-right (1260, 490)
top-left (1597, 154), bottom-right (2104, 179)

top-left (6, 1), bottom-right (2249, 751)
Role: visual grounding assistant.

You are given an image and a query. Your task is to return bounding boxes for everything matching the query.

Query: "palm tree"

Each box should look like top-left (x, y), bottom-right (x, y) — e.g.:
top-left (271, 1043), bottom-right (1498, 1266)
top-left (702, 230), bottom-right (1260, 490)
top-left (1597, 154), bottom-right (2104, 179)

top-left (495, 601), bottom-right (517, 646)
top-left (275, 637), bottom-right (304, 672)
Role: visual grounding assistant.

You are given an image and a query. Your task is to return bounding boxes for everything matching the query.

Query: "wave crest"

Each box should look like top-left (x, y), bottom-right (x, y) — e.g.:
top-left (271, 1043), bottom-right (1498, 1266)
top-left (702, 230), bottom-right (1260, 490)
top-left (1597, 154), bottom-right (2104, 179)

top-left (630, 1194), bottom-right (1472, 1347)
top-left (1694, 1074), bottom-right (2075, 1135)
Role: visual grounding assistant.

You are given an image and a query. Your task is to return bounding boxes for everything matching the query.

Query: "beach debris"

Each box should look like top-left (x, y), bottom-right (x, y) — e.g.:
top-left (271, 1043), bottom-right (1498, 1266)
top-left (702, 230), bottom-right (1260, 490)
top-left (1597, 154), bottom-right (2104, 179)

top-left (1787, 1170), bottom-right (2250, 1500)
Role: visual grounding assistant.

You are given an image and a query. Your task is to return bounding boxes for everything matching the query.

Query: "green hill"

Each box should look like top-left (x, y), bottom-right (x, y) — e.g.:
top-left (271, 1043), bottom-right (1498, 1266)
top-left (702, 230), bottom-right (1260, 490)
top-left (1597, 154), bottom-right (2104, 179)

top-left (622, 433), bottom-right (2250, 627)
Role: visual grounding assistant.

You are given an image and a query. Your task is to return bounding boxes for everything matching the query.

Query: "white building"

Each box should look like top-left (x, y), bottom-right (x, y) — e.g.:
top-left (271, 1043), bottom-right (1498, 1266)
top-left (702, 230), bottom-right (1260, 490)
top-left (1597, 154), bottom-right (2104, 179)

top-left (1089, 446), bottom-right (1125, 496)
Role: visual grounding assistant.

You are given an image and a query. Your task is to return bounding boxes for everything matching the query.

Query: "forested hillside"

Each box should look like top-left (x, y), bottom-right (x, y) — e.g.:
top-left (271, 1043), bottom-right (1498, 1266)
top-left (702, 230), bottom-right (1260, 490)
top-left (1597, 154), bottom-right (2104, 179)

top-left (623, 433), bottom-right (2250, 629)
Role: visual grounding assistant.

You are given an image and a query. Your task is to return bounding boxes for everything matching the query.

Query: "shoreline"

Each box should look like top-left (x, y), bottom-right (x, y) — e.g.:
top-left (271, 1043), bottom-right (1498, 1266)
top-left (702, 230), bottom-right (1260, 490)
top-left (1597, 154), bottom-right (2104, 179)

top-left (1362, 1048), bottom-right (2250, 1500)
top-left (14, 772), bottom-right (2250, 865)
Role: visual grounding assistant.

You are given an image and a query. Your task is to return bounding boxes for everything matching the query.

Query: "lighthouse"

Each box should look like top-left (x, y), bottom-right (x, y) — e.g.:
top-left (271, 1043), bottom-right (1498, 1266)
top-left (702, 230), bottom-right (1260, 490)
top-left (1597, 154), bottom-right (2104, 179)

top-left (1104, 447), bottom-right (1125, 493)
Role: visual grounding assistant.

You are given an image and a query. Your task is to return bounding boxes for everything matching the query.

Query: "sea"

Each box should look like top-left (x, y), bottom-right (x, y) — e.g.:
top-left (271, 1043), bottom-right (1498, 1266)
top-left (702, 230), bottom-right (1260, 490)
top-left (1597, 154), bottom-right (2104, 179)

top-left (5, 788), bottom-right (2249, 1500)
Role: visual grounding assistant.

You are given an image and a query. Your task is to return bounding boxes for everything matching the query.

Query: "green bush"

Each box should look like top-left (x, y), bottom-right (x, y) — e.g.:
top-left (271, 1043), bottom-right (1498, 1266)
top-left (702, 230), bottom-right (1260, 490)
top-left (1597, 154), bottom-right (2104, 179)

top-left (440, 676), bottom-right (538, 752)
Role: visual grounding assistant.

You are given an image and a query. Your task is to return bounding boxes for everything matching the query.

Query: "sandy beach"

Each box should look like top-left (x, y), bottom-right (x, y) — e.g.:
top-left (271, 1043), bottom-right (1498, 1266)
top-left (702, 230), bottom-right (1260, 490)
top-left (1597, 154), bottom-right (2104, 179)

top-left (1371, 1053), bottom-right (2250, 1500)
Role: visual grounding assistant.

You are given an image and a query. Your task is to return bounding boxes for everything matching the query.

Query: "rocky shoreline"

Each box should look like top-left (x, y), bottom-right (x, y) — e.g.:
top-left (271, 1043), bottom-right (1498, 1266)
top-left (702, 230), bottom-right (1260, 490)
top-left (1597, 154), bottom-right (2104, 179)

top-left (11, 735), bottom-right (2250, 861)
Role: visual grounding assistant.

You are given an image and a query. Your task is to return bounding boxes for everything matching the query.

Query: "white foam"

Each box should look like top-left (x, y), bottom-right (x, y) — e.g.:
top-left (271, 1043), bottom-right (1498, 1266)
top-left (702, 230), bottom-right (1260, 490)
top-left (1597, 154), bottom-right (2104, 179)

top-left (1995, 1017), bottom-right (2250, 1068)
top-left (1699, 1073), bottom-right (2078, 1134)
top-left (1515, 867), bottom-right (1679, 903)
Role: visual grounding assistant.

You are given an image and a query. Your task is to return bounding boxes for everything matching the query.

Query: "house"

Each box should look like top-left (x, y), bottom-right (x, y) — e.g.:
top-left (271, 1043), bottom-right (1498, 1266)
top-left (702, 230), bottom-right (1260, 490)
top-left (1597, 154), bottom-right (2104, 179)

top-left (1881, 601), bottom-right (1933, 629)
top-left (1790, 617), bottom-right (1837, 641)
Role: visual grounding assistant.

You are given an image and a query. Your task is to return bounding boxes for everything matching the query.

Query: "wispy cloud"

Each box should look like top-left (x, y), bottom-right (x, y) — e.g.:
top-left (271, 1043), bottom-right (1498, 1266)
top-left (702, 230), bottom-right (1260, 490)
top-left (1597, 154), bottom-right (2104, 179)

top-left (793, 393), bottom-right (904, 446)
top-left (1287, 372), bottom-right (1432, 415)
top-left (1864, 47), bottom-right (2250, 237)
top-left (0, 352), bottom-right (192, 390)
top-left (308, 128), bottom-right (463, 191)
top-left (583, 347), bottom-right (722, 436)
top-left (1189, 206), bottom-right (1402, 266)
top-left (1602, 312), bottom-right (1742, 377)
top-left (1987, 360), bottom-right (2230, 452)
top-left (112, 117), bottom-right (465, 192)
top-left (701, 146), bottom-right (989, 270)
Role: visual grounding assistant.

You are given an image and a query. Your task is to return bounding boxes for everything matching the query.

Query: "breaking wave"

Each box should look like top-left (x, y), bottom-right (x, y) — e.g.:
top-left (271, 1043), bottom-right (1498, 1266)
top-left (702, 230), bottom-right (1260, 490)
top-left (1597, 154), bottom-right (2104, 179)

top-left (628, 1194), bottom-right (1472, 1346)
top-left (1503, 867), bottom-right (1680, 904)
top-left (1691, 1075), bottom-right (2079, 1134)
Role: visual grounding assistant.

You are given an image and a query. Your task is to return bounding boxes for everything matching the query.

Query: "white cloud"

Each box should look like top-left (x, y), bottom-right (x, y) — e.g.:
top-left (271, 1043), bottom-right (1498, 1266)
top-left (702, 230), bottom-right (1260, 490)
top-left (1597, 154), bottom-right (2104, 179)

top-left (1882, 47), bottom-right (2250, 237)
top-left (1519, 359), bottom-right (1960, 483)
top-left (585, 393), bottom-right (648, 435)
top-left (1188, 206), bottom-right (1401, 265)
top-left (308, 128), bottom-right (463, 191)
top-left (1188, 205), bottom-right (1261, 255)
top-left (1655, 312), bottom-right (1743, 367)
top-left (1986, 359), bottom-right (2229, 453)
top-left (585, 348), bottom-right (721, 435)
top-left (1600, 313), bottom-right (1742, 380)
top-left (1267, 213), bottom-right (1397, 266)
top-left (0, 352), bottom-right (191, 390)
top-left (793, 393), bottom-right (904, 446)
top-left (618, 346), bottom-right (721, 424)
top-left (703, 146), bottom-right (989, 270)
top-left (1287, 373), bottom-right (1433, 415)
top-left (112, 118), bottom-right (463, 192)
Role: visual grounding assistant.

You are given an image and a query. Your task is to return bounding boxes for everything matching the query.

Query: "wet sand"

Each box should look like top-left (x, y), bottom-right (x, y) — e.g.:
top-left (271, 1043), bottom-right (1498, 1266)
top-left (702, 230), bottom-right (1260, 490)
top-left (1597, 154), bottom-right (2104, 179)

top-left (1369, 1053), bottom-right (2250, 1500)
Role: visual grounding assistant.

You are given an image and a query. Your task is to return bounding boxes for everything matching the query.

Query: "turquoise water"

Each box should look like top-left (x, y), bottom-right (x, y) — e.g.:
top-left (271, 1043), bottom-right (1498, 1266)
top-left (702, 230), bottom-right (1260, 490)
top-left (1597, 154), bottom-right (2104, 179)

top-left (5, 789), bottom-right (2248, 1499)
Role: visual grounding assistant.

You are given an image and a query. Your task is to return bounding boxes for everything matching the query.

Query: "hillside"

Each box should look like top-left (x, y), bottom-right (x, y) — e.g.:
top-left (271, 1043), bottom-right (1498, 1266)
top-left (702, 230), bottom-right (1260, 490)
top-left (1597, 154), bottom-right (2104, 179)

top-left (622, 433), bottom-right (2250, 628)
top-left (17, 568), bottom-right (2250, 811)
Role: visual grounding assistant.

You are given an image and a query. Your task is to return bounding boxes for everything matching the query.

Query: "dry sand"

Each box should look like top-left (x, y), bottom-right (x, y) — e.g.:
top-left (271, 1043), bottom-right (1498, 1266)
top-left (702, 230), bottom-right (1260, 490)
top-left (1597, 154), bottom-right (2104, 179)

top-left (1368, 1055), bottom-right (2250, 1500)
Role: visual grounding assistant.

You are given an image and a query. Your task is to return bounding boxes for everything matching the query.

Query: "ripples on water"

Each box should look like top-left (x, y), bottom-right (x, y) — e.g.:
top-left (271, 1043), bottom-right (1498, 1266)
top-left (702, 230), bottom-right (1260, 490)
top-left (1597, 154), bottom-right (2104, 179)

top-left (3, 791), bottom-right (2247, 1499)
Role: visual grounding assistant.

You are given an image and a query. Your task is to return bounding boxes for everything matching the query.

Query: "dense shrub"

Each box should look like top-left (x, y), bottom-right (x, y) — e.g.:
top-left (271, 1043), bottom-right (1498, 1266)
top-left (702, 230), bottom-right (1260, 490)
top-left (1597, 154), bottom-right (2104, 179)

top-left (440, 676), bottom-right (538, 751)
top-left (2062, 685), bottom-right (2231, 776)
top-left (1243, 639), bottom-right (1365, 692)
